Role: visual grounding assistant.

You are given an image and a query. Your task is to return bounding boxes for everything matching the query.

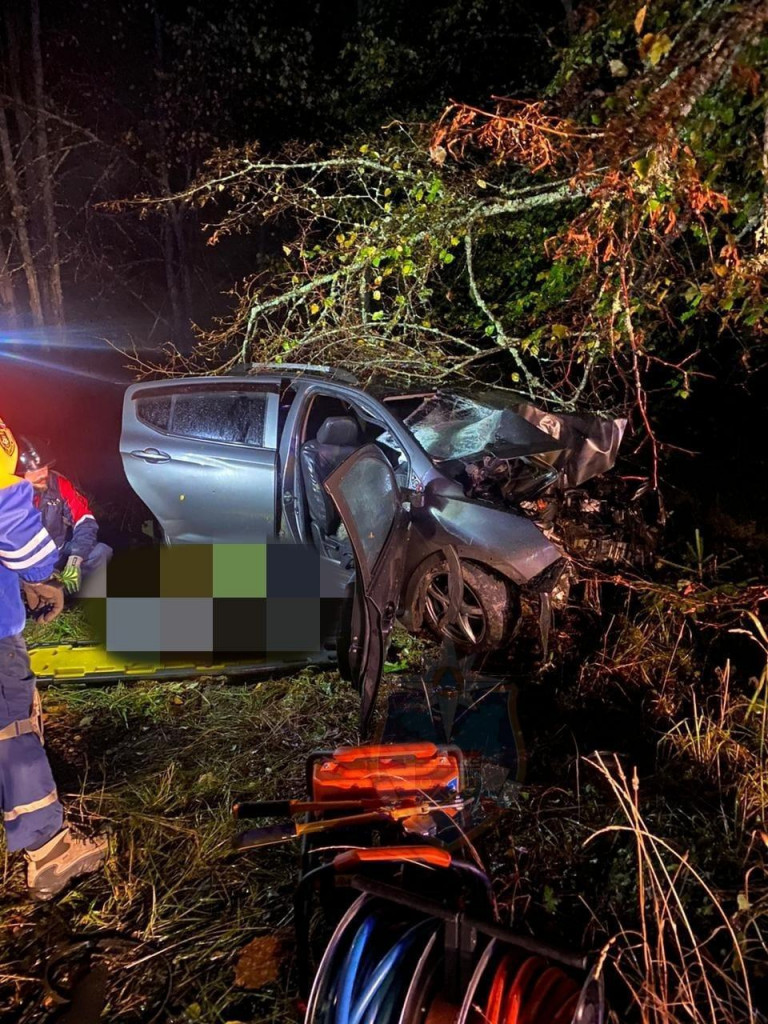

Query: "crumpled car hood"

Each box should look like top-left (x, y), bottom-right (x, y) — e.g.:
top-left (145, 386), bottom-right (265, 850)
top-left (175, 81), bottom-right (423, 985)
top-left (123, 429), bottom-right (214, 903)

top-left (405, 388), bottom-right (627, 488)
top-left (515, 404), bottom-right (627, 487)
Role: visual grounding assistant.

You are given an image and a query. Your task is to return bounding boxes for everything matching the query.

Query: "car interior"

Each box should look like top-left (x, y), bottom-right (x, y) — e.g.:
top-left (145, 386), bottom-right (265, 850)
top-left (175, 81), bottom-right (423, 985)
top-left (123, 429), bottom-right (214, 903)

top-left (298, 394), bottom-right (409, 561)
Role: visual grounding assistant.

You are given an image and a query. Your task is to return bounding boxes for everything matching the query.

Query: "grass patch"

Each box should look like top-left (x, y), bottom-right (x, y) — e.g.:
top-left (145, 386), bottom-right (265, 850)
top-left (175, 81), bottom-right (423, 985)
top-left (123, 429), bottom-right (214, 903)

top-left (23, 605), bottom-right (96, 648)
top-left (2, 574), bottom-right (767, 1022)
top-left (0, 670), bottom-right (358, 1023)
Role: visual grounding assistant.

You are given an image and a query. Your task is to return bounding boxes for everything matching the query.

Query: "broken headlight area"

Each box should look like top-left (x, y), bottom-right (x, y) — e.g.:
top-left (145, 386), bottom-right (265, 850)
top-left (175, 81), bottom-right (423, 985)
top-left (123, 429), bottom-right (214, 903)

top-left (462, 453), bottom-right (558, 504)
top-left (521, 476), bottom-right (664, 569)
top-left (438, 448), bottom-right (659, 578)
top-left (445, 450), bottom-right (661, 570)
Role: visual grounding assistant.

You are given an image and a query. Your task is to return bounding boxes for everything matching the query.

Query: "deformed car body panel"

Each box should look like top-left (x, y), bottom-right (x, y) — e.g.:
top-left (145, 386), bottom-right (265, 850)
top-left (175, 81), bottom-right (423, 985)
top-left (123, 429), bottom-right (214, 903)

top-left (403, 392), bottom-right (564, 463)
top-left (323, 444), bottom-right (410, 734)
top-left (515, 403), bottom-right (627, 488)
top-left (408, 487), bottom-right (563, 587)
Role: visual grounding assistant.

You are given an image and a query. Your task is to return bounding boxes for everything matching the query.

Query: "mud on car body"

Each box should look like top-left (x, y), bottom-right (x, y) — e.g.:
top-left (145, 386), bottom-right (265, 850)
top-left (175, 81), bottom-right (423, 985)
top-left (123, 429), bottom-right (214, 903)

top-left (120, 365), bottom-right (643, 663)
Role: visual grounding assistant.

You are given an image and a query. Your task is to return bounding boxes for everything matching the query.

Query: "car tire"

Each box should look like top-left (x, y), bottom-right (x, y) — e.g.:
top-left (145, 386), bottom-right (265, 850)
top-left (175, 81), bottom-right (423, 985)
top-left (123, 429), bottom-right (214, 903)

top-left (407, 556), bottom-right (517, 652)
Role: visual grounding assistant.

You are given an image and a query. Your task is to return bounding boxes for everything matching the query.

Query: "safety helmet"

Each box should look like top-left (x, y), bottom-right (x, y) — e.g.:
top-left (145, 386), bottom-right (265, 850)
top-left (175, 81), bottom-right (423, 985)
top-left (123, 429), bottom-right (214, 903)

top-left (16, 436), bottom-right (55, 474)
top-left (0, 418), bottom-right (21, 489)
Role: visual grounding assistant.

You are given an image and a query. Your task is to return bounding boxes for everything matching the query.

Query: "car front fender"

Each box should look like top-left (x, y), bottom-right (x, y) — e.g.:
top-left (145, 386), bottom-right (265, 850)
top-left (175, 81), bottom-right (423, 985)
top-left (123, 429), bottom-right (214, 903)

top-left (409, 494), bottom-right (563, 587)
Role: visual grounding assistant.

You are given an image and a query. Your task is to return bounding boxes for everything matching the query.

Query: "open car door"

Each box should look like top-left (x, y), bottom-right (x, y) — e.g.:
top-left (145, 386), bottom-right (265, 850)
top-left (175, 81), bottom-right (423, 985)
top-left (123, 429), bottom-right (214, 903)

top-left (324, 444), bottom-right (410, 735)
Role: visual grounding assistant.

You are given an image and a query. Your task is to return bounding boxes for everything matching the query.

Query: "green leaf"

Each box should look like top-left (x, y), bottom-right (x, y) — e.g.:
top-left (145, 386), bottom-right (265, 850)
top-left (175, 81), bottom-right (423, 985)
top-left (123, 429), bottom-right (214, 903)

top-left (643, 32), bottom-right (672, 66)
top-left (633, 155), bottom-right (652, 179)
top-left (543, 885), bottom-right (559, 913)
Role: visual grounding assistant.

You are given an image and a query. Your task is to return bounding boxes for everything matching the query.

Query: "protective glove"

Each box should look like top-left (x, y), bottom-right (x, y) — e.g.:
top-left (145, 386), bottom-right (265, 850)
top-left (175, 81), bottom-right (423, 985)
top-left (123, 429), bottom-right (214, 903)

top-left (62, 555), bottom-right (83, 594)
top-left (22, 581), bottom-right (65, 623)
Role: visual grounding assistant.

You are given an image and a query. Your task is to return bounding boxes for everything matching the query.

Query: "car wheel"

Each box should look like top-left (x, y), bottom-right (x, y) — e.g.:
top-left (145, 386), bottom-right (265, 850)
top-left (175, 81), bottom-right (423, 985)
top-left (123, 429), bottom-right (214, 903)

top-left (410, 558), bottom-right (516, 651)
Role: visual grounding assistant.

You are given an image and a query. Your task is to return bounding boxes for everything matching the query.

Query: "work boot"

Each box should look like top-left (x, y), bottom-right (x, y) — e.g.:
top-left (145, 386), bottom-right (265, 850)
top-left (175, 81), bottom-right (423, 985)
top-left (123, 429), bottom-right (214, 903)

top-left (25, 828), bottom-right (107, 900)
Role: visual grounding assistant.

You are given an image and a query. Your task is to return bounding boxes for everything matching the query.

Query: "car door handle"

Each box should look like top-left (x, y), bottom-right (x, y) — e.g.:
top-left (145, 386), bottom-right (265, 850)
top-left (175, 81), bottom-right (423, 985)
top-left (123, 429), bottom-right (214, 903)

top-left (129, 448), bottom-right (171, 463)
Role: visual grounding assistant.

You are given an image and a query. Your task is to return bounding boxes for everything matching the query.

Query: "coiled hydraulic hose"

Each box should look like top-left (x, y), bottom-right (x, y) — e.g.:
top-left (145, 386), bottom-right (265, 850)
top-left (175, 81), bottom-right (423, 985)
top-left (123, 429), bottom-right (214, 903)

top-left (476, 952), bottom-right (580, 1024)
top-left (313, 913), bottom-right (587, 1024)
top-left (315, 913), bottom-right (436, 1024)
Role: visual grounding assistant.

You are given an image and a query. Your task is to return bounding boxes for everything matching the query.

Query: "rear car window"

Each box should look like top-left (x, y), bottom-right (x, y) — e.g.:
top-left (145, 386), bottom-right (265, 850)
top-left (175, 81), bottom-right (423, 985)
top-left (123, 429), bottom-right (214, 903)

top-left (136, 389), bottom-right (268, 447)
top-left (137, 396), bottom-right (172, 431)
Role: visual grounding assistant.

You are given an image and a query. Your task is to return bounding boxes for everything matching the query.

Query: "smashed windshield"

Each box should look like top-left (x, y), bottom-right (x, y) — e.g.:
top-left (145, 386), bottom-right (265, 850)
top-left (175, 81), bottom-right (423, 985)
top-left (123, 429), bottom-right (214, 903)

top-left (404, 393), bottom-right (562, 462)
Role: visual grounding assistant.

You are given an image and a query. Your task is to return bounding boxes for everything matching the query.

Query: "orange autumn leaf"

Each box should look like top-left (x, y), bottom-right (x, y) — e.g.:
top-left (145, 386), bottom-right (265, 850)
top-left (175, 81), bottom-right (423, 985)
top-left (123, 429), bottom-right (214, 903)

top-left (234, 934), bottom-right (287, 990)
top-left (732, 64), bottom-right (761, 97)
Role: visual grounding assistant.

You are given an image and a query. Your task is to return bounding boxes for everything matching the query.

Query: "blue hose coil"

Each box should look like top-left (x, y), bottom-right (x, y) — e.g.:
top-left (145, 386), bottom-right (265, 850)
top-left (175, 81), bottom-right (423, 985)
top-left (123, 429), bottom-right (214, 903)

top-left (349, 920), bottom-right (428, 1024)
top-left (318, 914), bottom-right (435, 1024)
top-left (336, 915), bottom-right (377, 1024)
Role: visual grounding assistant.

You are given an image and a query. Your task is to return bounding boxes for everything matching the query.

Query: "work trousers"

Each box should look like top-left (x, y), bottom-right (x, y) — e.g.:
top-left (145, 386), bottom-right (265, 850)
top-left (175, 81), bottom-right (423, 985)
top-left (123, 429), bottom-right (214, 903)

top-left (0, 634), bottom-right (63, 852)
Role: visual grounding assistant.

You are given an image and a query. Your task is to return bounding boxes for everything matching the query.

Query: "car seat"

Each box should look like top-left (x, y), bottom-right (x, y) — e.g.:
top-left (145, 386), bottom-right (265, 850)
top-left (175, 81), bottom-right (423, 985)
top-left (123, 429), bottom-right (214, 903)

top-left (300, 416), bottom-right (360, 558)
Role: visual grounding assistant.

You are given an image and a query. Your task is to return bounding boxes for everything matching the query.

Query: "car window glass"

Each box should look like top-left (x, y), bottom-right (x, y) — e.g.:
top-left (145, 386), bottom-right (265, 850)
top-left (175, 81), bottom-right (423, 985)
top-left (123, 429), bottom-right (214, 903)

top-left (405, 394), bottom-right (504, 460)
top-left (336, 454), bottom-right (398, 571)
top-left (137, 396), bottom-right (172, 431)
top-left (171, 392), bottom-right (267, 446)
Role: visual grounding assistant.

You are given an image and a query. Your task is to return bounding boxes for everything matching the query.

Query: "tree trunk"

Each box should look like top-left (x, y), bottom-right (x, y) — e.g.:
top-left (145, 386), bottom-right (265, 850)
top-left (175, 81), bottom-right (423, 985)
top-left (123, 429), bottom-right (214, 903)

top-left (171, 203), bottom-right (194, 332)
top-left (0, 233), bottom-right (18, 327)
top-left (29, 0), bottom-right (64, 326)
top-left (5, 3), bottom-right (48, 313)
top-left (162, 214), bottom-right (184, 342)
top-left (0, 104), bottom-right (44, 326)
top-left (759, 96), bottom-right (768, 252)
top-left (154, 11), bottom-right (191, 346)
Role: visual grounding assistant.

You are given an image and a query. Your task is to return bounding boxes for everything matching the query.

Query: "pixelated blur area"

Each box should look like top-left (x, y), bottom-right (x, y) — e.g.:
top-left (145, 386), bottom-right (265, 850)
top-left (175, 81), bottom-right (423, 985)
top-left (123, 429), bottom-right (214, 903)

top-left (80, 542), bottom-right (347, 656)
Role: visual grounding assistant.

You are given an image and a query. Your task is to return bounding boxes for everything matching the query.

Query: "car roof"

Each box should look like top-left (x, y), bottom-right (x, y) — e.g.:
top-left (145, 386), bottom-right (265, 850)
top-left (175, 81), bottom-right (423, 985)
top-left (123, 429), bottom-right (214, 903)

top-left (224, 363), bottom-right (359, 386)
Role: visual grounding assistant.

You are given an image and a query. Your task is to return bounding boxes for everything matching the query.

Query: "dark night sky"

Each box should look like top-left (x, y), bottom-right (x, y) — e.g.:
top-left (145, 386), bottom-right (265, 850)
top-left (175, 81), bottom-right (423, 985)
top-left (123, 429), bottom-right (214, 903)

top-left (15, 0), bottom-right (566, 337)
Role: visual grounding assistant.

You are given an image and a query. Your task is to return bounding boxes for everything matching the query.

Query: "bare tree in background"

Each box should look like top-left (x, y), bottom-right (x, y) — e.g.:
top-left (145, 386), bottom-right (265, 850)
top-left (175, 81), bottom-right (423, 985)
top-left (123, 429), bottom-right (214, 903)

top-left (30, 0), bottom-right (64, 325)
top-left (0, 0), bottom-right (64, 328)
top-left (0, 102), bottom-right (44, 326)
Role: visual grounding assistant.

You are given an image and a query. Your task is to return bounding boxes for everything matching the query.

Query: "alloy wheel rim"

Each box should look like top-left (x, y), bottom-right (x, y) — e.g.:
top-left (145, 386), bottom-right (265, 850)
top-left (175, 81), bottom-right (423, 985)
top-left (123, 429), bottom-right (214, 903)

top-left (423, 572), bottom-right (487, 645)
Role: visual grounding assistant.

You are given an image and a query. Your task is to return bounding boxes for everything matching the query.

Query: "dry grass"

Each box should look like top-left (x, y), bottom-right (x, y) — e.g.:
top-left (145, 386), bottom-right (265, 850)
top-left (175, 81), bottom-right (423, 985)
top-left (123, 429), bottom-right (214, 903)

top-left (0, 670), bottom-right (358, 1023)
top-left (587, 754), bottom-right (755, 1024)
top-left (2, 585), bottom-right (767, 1022)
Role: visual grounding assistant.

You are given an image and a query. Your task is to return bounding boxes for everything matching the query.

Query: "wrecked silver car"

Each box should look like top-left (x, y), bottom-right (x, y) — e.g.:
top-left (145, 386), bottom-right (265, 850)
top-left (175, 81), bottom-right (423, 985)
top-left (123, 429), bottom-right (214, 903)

top-left (121, 366), bottom-right (645, 669)
top-left (400, 389), bottom-right (657, 568)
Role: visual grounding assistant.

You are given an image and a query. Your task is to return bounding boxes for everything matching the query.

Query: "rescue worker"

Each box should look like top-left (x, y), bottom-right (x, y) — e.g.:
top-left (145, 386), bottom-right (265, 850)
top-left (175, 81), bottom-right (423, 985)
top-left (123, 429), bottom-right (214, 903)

top-left (0, 418), bottom-right (107, 898)
top-left (16, 436), bottom-right (112, 593)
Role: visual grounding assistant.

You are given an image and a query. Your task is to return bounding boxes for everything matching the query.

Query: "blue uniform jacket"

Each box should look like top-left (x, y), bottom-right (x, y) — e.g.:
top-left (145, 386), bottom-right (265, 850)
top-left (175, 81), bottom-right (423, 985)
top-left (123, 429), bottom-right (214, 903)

top-left (0, 480), bottom-right (60, 639)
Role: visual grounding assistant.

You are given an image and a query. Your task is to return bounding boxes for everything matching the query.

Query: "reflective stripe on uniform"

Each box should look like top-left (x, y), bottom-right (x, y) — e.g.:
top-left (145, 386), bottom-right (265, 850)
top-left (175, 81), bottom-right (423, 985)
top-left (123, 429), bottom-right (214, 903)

top-left (2, 537), bottom-right (57, 570)
top-left (4, 788), bottom-right (58, 822)
top-left (0, 526), bottom-right (49, 560)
